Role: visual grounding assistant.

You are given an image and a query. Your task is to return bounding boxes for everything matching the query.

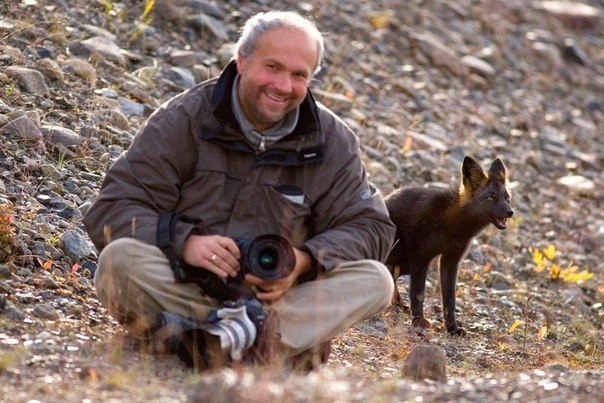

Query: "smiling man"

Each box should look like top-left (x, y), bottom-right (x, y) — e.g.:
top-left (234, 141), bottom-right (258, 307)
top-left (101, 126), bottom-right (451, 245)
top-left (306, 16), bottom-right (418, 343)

top-left (84, 11), bottom-right (395, 371)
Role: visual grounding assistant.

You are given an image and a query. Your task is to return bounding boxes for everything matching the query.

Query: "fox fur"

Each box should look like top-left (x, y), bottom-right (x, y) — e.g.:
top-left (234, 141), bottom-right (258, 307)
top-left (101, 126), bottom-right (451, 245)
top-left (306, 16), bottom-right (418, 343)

top-left (385, 156), bottom-right (513, 335)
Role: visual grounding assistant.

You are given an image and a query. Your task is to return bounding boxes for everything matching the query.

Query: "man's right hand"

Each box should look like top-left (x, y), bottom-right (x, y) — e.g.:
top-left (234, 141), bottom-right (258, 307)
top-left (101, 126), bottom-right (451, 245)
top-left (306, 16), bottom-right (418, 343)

top-left (182, 234), bottom-right (241, 279)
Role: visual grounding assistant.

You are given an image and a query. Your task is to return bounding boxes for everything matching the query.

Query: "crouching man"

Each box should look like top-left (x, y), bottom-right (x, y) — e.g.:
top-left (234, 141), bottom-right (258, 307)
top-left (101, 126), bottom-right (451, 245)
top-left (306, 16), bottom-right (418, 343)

top-left (83, 10), bottom-right (395, 371)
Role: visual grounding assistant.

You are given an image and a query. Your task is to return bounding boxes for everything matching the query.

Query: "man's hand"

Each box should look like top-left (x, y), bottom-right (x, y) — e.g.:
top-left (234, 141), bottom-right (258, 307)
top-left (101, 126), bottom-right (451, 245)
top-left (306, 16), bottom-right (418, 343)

top-left (182, 234), bottom-right (241, 279)
top-left (245, 247), bottom-right (311, 303)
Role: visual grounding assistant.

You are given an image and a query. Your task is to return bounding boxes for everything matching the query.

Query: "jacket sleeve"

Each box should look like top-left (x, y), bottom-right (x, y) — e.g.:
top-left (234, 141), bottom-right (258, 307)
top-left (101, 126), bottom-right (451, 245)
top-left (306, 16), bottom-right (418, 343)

top-left (302, 113), bottom-right (396, 272)
top-left (83, 95), bottom-right (204, 256)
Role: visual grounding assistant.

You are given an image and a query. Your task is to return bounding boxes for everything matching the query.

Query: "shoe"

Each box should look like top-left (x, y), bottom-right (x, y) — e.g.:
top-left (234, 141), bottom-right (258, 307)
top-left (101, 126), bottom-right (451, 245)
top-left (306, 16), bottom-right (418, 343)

top-left (151, 311), bottom-right (226, 371)
top-left (286, 340), bottom-right (332, 372)
top-left (243, 303), bottom-right (331, 370)
top-left (248, 307), bottom-right (281, 365)
top-left (176, 327), bottom-right (226, 370)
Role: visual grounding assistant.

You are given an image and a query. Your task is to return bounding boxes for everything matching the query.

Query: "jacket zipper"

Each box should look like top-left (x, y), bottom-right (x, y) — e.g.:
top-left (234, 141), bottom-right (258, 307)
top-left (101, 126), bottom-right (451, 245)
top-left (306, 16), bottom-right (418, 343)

top-left (258, 135), bottom-right (266, 152)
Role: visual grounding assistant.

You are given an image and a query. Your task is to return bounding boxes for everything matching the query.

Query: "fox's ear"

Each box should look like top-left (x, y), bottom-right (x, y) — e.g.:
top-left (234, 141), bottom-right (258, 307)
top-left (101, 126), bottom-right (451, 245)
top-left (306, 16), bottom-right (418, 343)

top-left (461, 156), bottom-right (487, 193)
top-left (488, 158), bottom-right (507, 182)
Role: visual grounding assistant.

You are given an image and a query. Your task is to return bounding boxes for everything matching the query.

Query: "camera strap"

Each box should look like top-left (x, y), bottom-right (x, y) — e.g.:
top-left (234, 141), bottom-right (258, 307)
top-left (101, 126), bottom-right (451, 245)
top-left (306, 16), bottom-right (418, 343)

top-left (157, 212), bottom-right (187, 281)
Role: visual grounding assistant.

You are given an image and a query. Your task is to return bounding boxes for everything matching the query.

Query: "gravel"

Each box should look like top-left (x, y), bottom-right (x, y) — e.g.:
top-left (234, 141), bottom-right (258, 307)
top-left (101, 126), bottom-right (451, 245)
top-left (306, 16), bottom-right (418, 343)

top-left (0, 0), bottom-right (602, 401)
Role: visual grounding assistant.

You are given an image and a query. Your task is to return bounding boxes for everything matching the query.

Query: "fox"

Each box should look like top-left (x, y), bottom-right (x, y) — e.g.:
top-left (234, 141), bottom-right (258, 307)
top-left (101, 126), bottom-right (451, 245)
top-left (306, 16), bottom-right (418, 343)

top-left (385, 156), bottom-right (513, 336)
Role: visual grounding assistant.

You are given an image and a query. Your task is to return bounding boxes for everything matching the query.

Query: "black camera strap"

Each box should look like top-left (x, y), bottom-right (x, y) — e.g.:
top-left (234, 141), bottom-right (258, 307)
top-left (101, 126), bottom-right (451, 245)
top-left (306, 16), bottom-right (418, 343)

top-left (157, 212), bottom-right (187, 282)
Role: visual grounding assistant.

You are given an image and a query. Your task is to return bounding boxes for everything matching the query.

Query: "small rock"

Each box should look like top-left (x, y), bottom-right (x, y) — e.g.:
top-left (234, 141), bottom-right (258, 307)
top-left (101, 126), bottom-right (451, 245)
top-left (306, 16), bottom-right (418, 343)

top-left (0, 265), bottom-right (11, 279)
top-left (105, 109), bottom-right (130, 130)
top-left (60, 230), bottom-right (94, 262)
top-left (166, 66), bottom-right (197, 89)
top-left (562, 38), bottom-right (589, 65)
top-left (37, 58), bottom-right (65, 83)
top-left (4, 305), bottom-right (25, 321)
top-left (41, 124), bottom-right (82, 147)
top-left (543, 363), bottom-right (570, 374)
top-left (0, 115), bottom-right (43, 140)
top-left (187, 13), bottom-right (229, 41)
top-left (557, 175), bottom-right (594, 194)
top-left (534, 1), bottom-right (602, 30)
top-left (401, 344), bottom-right (447, 382)
top-left (408, 32), bottom-right (469, 77)
top-left (168, 50), bottom-right (200, 68)
top-left (40, 276), bottom-right (60, 290)
top-left (80, 36), bottom-right (126, 66)
top-left (461, 55), bottom-right (497, 80)
top-left (61, 58), bottom-right (97, 85)
top-left (32, 303), bottom-right (60, 320)
top-left (4, 66), bottom-right (49, 95)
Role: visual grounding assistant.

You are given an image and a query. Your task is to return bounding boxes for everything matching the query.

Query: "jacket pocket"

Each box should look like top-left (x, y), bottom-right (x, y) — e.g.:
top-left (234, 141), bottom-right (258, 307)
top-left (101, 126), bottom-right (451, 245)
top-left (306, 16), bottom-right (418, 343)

top-left (263, 185), bottom-right (311, 245)
top-left (275, 185), bottom-right (305, 204)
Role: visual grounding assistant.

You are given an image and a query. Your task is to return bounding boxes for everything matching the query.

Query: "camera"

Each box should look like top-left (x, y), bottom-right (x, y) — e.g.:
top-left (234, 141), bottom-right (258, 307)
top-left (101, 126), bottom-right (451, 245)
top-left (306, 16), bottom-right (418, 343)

top-left (178, 233), bottom-right (295, 302)
top-left (153, 297), bottom-right (267, 365)
top-left (233, 234), bottom-right (295, 282)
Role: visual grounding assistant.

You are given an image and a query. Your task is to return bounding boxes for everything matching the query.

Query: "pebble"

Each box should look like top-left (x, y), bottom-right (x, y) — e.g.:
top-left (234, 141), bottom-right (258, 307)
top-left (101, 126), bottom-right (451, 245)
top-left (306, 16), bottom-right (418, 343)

top-left (32, 303), bottom-right (60, 320)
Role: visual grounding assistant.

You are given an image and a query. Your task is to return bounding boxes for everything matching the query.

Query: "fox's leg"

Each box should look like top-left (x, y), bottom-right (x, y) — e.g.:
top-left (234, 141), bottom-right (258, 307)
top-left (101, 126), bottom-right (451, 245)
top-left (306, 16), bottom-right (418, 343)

top-left (409, 262), bottom-right (431, 328)
top-left (439, 251), bottom-right (466, 336)
top-left (389, 265), bottom-right (403, 306)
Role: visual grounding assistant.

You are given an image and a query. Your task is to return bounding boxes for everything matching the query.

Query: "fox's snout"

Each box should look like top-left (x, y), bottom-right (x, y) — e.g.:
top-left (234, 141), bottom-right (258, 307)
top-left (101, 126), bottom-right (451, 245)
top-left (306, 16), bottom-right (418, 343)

top-left (491, 200), bottom-right (513, 230)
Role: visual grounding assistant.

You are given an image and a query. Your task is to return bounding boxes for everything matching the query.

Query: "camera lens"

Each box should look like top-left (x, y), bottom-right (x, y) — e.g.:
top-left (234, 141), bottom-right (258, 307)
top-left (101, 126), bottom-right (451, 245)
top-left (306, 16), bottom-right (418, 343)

top-left (245, 234), bottom-right (295, 280)
top-left (257, 248), bottom-right (278, 270)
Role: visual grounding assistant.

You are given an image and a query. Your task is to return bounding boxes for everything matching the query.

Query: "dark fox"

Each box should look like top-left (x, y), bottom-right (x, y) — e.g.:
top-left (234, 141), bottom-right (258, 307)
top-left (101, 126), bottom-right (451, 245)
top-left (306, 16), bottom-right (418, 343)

top-left (385, 156), bottom-right (513, 336)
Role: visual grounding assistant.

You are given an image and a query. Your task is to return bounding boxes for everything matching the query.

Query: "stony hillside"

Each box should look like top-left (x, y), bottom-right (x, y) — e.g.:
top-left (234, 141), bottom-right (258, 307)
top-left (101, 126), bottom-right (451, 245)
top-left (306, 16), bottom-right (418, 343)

top-left (0, 0), bottom-right (603, 402)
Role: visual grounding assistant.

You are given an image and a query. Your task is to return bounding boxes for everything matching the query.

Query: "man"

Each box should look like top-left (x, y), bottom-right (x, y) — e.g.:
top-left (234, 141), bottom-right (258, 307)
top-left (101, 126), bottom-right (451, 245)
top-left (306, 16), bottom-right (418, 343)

top-left (84, 10), bottom-right (395, 371)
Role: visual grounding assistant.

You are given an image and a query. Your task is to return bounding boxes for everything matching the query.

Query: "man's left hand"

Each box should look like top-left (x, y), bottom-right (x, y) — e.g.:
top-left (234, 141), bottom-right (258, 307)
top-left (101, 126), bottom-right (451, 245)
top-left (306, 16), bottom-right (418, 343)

top-left (244, 247), bottom-right (311, 303)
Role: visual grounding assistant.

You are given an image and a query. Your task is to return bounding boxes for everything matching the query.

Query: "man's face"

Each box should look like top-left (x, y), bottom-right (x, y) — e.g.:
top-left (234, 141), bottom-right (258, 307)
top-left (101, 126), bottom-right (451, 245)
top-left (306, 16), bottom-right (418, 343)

top-left (236, 27), bottom-right (317, 132)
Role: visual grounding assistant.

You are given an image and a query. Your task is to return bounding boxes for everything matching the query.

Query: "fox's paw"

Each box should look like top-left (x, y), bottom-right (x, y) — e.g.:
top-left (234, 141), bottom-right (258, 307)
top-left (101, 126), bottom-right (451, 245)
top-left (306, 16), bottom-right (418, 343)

top-left (411, 316), bottom-right (431, 329)
top-left (446, 321), bottom-right (467, 337)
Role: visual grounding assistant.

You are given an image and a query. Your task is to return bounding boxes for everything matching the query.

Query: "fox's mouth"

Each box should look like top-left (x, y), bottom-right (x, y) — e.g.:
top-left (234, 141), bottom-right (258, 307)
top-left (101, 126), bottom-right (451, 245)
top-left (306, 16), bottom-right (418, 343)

top-left (491, 215), bottom-right (508, 230)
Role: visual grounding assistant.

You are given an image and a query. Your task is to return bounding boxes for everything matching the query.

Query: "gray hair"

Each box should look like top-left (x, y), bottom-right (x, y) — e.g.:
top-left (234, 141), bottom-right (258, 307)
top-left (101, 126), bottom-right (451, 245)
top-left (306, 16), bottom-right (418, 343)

top-left (234, 11), bottom-right (325, 76)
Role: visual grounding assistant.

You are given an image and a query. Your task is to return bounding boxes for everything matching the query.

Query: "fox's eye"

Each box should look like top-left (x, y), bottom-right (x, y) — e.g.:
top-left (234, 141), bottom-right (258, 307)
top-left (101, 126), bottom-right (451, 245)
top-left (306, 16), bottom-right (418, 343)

top-left (488, 193), bottom-right (496, 200)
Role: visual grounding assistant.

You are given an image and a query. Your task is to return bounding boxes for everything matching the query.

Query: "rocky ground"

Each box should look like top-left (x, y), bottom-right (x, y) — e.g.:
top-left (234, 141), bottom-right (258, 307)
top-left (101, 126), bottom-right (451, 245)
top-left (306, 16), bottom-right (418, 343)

top-left (0, 0), bottom-right (603, 402)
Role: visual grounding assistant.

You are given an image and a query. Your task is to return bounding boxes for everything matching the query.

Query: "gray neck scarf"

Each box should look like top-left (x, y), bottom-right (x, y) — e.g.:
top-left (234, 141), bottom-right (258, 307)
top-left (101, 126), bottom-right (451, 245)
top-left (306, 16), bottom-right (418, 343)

top-left (231, 75), bottom-right (299, 151)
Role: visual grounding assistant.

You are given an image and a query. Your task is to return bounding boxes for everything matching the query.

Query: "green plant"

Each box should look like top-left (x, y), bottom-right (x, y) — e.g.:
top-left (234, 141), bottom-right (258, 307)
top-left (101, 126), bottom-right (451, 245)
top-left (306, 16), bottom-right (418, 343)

top-left (4, 81), bottom-right (15, 97)
top-left (508, 294), bottom-right (548, 350)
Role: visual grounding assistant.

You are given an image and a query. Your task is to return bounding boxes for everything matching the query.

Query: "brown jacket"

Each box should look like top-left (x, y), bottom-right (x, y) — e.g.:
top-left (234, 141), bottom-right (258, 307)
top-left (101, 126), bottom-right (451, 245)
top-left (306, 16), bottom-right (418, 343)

top-left (83, 62), bottom-right (395, 277)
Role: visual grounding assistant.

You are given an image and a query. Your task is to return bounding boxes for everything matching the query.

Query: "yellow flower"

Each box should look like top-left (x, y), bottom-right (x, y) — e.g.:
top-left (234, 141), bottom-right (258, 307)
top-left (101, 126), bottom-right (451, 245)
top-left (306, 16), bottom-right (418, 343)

top-left (543, 244), bottom-right (557, 260)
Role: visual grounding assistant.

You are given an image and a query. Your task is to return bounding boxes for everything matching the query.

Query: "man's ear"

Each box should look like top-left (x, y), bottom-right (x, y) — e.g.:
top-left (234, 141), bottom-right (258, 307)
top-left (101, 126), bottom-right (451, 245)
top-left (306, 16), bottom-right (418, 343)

top-left (235, 52), bottom-right (245, 74)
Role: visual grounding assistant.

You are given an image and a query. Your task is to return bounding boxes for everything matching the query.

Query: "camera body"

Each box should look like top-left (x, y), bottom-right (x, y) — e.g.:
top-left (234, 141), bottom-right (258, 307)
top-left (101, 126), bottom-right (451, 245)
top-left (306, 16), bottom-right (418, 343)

top-left (178, 234), bottom-right (295, 302)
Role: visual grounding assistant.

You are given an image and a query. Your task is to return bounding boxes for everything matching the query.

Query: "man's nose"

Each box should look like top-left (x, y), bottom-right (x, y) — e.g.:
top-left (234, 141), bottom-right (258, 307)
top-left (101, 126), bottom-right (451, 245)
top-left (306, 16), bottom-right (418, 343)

top-left (274, 73), bottom-right (292, 92)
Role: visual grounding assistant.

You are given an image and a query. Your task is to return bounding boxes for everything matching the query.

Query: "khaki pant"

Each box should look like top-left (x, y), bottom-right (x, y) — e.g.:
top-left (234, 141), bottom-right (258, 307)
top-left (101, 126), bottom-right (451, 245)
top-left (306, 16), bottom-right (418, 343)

top-left (94, 238), bottom-right (394, 357)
